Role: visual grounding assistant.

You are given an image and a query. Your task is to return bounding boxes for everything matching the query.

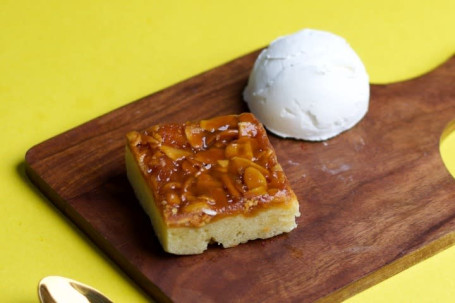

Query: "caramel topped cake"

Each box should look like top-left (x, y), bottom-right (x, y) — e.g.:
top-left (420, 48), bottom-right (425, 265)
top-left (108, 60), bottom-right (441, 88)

top-left (125, 113), bottom-right (300, 254)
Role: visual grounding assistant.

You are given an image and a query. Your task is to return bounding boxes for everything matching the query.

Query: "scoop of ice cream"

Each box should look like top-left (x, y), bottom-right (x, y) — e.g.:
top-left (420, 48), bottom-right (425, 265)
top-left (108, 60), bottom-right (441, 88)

top-left (243, 29), bottom-right (370, 141)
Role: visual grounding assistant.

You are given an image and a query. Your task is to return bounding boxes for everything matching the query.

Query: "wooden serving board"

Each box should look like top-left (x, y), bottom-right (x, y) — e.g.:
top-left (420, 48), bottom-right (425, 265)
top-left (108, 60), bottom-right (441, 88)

top-left (25, 50), bottom-right (455, 303)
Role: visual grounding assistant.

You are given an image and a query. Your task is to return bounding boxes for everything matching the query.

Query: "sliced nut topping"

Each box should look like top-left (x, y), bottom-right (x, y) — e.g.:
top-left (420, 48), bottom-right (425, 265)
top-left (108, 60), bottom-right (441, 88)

top-left (215, 129), bottom-right (239, 142)
top-left (145, 136), bottom-right (160, 146)
top-left (229, 156), bottom-right (269, 177)
top-left (194, 148), bottom-right (225, 164)
top-left (126, 131), bottom-right (141, 146)
top-left (225, 140), bottom-right (253, 160)
top-left (182, 200), bottom-right (211, 213)
top-left (244, 166), bottom-right (267, 190)
top-left (185, 124), bottom-right (205, 148)
top-left (256, 148), bottom-right (274, 163)
top-left (160, 145), bottom-right (192, 161)
top-left (200, 115), bottom-right (237, 131)
top-left (245, 186), bottom-right (267, 197)
top-left (126, 113), bottom-right (294, 227)
top-left (152, 132), bottom-right (163, 143)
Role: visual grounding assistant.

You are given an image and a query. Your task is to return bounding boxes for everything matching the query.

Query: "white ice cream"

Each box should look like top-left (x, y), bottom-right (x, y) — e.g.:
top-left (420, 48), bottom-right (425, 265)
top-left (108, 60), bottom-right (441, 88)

top-left (243, 29), bottom-right (370, 141)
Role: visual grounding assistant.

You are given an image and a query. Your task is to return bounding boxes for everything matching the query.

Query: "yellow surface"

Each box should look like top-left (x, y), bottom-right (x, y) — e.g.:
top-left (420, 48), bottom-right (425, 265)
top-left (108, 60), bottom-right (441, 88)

top-left (1, 0), bottom-right (454, 302)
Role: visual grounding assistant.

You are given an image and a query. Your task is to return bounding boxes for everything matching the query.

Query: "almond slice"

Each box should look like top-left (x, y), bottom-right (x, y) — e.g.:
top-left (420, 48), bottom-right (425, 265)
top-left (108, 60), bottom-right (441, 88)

top-left (160, 145), bottom-right (192, 161)
top-left (225, 141), bottom-right (253, 160)
top-left (194, 148), bottom-right (225, 164)
top-left (244, 166), bottom-right (268, 190)
top-left (200, 115), bottom-right (238, 131)
top-left (229, 156), bottom-right (269, 177)
top-left (182, 200), bottom-right (212, 214)
top-left (184, 124), bottom-right (205, 148)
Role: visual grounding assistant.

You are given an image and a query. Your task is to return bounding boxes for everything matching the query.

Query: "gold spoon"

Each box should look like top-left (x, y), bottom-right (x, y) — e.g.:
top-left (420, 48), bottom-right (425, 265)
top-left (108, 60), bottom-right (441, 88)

top-left (38, 276), bottom-right (113, 303)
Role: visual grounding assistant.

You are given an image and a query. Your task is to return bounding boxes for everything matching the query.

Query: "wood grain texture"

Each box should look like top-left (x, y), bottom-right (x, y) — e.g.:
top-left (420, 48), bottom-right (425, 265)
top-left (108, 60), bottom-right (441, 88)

top-left (25, 50), bottom-right (455, 303)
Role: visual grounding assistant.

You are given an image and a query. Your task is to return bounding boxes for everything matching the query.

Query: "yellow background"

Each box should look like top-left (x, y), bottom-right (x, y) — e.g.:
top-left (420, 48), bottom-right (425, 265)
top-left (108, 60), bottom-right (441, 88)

top-left (1, 0), bottom-right (455, 302)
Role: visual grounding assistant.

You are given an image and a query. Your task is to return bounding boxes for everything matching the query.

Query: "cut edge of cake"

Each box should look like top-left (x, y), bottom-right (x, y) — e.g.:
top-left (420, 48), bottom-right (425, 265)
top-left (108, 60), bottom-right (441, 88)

top-left (125, 144), bottom-right (300, 255)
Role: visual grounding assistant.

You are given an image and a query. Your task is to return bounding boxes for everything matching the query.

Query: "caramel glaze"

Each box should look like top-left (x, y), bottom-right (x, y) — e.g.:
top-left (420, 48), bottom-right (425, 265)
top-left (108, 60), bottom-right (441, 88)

top-left (126, 113), bottom-right (296, 227)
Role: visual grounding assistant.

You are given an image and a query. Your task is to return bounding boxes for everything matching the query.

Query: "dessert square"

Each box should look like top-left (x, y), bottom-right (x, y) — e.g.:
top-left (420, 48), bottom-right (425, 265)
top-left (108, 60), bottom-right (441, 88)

top-left (125, 113), bottom-right (300, 254)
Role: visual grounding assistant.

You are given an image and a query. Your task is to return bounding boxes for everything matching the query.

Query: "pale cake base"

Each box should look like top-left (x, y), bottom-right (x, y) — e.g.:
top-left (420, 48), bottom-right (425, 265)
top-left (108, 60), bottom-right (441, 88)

top-left (125, 146), bottom-right (300, 255)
